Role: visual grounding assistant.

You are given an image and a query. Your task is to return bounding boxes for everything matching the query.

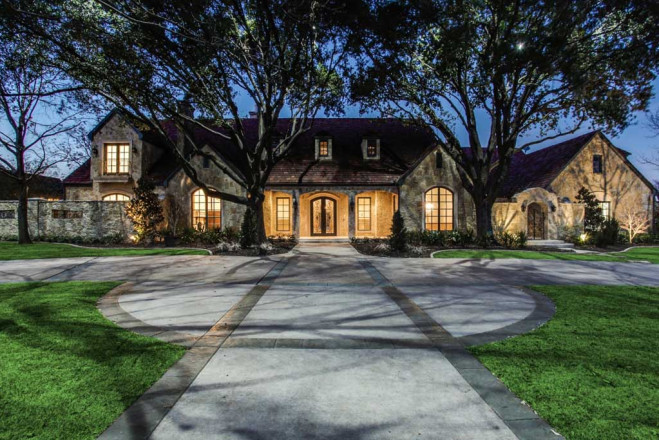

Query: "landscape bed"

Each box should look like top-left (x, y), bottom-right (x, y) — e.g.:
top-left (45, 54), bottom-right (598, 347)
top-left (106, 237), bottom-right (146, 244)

top-left (0, 281), bottom-right (184, 440)
top-left (470, 285), bottom-right (659, 440)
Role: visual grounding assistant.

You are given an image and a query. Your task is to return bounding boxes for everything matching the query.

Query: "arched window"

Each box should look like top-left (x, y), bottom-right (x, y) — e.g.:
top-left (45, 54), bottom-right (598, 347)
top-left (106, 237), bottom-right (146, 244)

top-left (102, 193), bottom-right (130, 201)
top-left (192, 189), bottom-right (221, 230)
top-left (425, 187), bottom-right (454, 231)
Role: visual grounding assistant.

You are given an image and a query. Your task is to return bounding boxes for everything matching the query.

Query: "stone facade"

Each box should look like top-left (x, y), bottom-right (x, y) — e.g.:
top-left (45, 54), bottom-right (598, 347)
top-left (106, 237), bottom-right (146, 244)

top-left (63, 112), bottom-right (655, 240)
top-left (549, 134), bottom-right (654, 221)
top-left (399, 149), bottom-right (476, 232)
top-left (0, 200), bottom-right (133, 240)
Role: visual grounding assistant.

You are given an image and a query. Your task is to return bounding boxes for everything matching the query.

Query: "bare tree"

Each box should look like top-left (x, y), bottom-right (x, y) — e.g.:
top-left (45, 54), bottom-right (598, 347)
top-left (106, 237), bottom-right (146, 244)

top-left (8, 0), bottom-right (350, 244)
top-left (0, 37), bottom-right (88, 244)
top-left (643, 108), bottom-right (659, 167)
top-left (619, 207), bottom-right (651, 243)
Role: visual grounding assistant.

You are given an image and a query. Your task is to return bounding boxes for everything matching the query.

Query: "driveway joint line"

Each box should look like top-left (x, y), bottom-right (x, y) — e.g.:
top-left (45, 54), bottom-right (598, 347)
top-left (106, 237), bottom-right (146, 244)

top-left (43, 257), bottom-right (99, 281)
top-left (97, 258), bottom-right (289, 440)
top-left (359, 259), bottom-right (564, 440)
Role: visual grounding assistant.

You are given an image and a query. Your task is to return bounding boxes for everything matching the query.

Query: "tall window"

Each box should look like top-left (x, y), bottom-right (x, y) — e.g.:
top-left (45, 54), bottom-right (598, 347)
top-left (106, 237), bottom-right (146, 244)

top-left (192, 189), bottom-right (221, 230)
top-left (357, 197), bottom-right (371, 231)
top-left (319, 140), bottom-right (329, 157)
top-left (593, 155), bottom-right (603, 174)
top-left (599, 201), bottom-right (611, 219)
top-left (102, 193), bottom-right (130, 201)
top-left (366, 139), bottom-right (377, 157)
top-left (104, 143), bottom-right (130, 174)
top-left (425, 187), bottom-right (454, 231)
top-left (276, 197), bottom-right (291, 231)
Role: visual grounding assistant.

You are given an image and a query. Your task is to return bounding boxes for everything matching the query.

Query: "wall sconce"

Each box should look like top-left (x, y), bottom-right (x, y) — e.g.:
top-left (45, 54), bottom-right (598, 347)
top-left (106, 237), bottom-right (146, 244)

top-left (92, 147), bottom-right (98, 157)
top-left (349, 199), bottom-right (355, 210)
top-left (550, 202), bottom-right (557, 212)
top-left (292, 198), bottom-right (298, 210)
top-left (521, 201), bottom-right (527, 212)
top-left (132, 146), bottom-right (139, 155)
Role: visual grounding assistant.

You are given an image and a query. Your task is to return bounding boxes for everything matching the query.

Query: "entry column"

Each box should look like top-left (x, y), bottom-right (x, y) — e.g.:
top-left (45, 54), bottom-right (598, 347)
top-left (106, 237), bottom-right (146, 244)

top-left (348, 192), bottom-right (355, 238)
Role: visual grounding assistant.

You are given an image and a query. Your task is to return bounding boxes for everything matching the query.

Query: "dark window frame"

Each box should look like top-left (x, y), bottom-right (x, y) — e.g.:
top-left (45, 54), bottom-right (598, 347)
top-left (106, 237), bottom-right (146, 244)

top-left (357, 196), bottom-right (372, 231)
top-left (593, 154), bottom-right (603, 174)
top-left (275, 197), bottom-right (291, 232)
top-left (104, 143), bottom-right (130, 175)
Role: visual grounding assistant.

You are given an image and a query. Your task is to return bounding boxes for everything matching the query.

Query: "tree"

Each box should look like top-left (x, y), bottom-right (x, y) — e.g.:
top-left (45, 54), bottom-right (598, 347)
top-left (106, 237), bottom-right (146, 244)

top-left (619, 208), bottom-right (650, 243)
top-left (125, 178), bottom-right (164, 243)
top-left (575, 187), bottom-right (604, 232)
top-left (389, 210), bottom-right (407, 252)
top-left (7, 0), bottom-right (350, 244)
top-left (350, 0), bottom-right (657, 239)
top-left (0, 34), bottom-right (88, 244)
top-left (643, 107), bottom-right (659, 168)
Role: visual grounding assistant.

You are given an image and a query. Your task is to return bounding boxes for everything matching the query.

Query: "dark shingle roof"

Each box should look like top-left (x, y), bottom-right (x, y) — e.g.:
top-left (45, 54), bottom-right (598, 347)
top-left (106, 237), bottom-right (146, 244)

top-left (62, 159), bottom-right (92, 185)
top-left (0, 170), bottom-right (64, 199)
top-left (498, 131), bottom-right (598, 198)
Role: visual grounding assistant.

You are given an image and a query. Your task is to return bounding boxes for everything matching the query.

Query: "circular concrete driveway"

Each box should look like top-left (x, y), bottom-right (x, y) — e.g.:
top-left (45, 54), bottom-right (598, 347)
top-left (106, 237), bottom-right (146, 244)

top-left (1, 244), bottom-right (658, 440)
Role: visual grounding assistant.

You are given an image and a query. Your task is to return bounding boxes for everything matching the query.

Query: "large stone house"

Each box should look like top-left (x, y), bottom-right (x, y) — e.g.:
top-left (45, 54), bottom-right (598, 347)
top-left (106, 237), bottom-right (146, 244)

top-left (63, 111), bottom-right (656, 240)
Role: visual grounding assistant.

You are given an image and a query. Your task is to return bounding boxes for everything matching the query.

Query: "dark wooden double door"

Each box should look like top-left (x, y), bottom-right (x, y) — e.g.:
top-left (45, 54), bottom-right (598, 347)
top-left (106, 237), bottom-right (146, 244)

top-left (311, 197), bottom-right (337, 236)
top-left (527, 203), bottom-right (545, 240)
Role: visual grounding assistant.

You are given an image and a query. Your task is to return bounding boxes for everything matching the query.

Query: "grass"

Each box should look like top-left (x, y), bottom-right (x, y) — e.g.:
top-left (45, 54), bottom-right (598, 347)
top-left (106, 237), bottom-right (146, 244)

top-left (432, 247), bottom-right (659, 263)
top-left (0, 281), bottom-right (185, 440)
top-left (0, 241), bottom-right (208, 260)
top-left (470, 285), bottom-right (659, 440)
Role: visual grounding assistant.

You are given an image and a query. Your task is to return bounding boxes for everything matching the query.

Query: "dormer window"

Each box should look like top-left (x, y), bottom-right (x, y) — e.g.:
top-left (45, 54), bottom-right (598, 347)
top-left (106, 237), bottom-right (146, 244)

top-left (315, 137), bottom-right (332, 160)
top-left (362, 138), bottom-right (380, 160)
top-left (319, 140), bottom-right (329, 157)
top-left (104, 143), bottom-right (130, 175)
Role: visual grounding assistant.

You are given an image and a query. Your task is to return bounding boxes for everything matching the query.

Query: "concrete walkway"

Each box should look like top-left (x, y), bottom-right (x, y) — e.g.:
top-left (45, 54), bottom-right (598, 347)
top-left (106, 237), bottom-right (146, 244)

top-left (1, 244), bottom-right (658, 440)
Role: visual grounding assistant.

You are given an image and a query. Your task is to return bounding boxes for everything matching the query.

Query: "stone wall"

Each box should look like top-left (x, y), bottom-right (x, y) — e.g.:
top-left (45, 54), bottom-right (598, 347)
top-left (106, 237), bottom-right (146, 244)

top-left (399, 148), bottom-right (476, 232)
top-left (492, 188), bottom-right (585, 240)
top-left (0, 200), bottom-right (133, 240)
top-left (550, 133), bottom-right (654, 226)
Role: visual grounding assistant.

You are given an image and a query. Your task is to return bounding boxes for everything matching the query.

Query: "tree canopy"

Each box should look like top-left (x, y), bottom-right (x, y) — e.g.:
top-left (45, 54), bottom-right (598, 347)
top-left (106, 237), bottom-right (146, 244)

top-left (350, 0), bottom-right (658, 236)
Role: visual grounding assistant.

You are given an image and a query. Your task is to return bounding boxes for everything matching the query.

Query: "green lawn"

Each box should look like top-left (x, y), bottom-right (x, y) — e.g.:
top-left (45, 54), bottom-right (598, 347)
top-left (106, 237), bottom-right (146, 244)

top-left (0, 241), bottom-right (208, 260)
top-left (470, 285), bottom-right (659, 440)
top-left (433, 247), bottom-right (659, 263)
top-left (0, 282), bottom-right (185, 440)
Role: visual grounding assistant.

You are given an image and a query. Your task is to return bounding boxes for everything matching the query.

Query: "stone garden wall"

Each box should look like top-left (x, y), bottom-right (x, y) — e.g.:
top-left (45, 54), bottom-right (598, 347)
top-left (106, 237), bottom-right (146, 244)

top-left (0, 200), bottom-right (133, 241)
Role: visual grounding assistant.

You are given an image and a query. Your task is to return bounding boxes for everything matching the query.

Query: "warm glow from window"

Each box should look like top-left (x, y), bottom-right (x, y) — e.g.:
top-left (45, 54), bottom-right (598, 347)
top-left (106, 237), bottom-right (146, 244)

top-left (319, 140), bottom-right (329, 157)
top-left (105, 143), bottom-right (130, 174)
top-left (192, 189), bottom-right (221, 230)
top-left (102, 193), bottom-right (130, 201)
top-left (357, 197), bottom-right (371, 231)
top-left (366, 139), bottom-right (377, 157)
top-left (599, 201), bottom-right (610, 219)
top-left (425, 187), bottom-right (454, 231)
top-left (276, 197), bottom-right (291, 231)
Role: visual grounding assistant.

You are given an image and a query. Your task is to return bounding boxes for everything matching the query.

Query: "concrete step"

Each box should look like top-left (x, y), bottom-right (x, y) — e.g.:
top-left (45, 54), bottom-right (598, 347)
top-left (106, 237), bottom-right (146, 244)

top-left (298, 237), bottom-right (351, 243)
top-left (526, 239), bottom-right (574, 249)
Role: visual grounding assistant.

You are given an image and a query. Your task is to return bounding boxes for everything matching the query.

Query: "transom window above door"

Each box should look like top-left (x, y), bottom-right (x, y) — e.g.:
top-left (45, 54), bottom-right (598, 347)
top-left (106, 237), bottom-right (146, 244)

top-left (192, 189), bottom-right (221, 230)
top-left (102, 193), bottom-right (130, 201)
top-left (424, 187), bottom-right (454, 231)
top-left (104, 143), bottom-right (130, 174)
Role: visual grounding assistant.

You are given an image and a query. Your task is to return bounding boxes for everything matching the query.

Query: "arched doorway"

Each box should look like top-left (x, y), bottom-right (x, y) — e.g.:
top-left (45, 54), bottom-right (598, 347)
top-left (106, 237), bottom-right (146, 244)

top-left (527, 203), bottom-right (545, 239)
top-left (310, 196), bottom-right (337, 236)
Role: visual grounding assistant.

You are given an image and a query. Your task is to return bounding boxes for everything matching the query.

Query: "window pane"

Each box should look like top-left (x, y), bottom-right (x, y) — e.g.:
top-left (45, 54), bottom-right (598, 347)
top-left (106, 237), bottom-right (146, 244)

top-left (425, 187), bottom-right (453, 231)
top-left (276, 197), bottom-right (290, 231)
top-left (367, 140), bottom-right (377, 157)
top-left (599, 201), bottom-right (610, 219)
top-left (357, 197), bottom-right (371, 231)
top-left (105, 144), bottom-right (117, 174)
top-left (207, 195), bottom-right (221, 230)
top-left (102, 194), bottom-right (129, 201)
top-left (118, 144), bottom-right (130, 173)
top-left (319, 140), bottom-right (328, 157)
top-left (192, 189), bottom-right (221, 230)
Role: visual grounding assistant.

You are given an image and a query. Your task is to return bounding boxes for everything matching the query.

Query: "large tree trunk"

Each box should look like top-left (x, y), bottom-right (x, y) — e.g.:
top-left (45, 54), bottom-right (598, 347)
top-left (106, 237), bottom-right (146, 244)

top-left (473, 193), bottom-right (493, 242)
top-left (254, 196), bottom-right (267, 245)
top-left (17, 181), bottom-right (32, 245)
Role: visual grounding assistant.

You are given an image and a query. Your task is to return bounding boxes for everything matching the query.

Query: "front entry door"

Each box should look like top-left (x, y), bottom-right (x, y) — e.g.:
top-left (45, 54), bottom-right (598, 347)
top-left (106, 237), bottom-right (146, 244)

top-left (527, 203), bottom-right (545, 240)
top-left (311, 197), bottom-right (337, 236)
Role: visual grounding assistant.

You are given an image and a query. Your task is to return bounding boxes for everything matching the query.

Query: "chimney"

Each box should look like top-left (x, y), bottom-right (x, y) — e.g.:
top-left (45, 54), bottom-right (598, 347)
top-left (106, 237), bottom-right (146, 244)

top-left (176, 96), bottom-right (195, 157)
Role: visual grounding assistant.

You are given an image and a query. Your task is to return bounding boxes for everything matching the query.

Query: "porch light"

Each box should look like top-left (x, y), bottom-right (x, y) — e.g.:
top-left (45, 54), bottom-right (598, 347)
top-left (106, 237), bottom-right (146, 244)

top-left (92, 147), bottom-right (98, 157)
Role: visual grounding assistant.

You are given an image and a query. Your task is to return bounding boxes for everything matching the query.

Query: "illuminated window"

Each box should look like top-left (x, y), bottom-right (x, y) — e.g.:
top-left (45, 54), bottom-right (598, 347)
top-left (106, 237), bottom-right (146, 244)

top-left (425, 187), bottom-right (454, 231)
top-left (191, 189), bottom-right (221, 230)
top-left (104, 143), bottom-right (130, 174)
top-left (599, 201), bottom-right (610, 219)
top-left (276, 197), bottom-right (291, 231)
top-left (593, 155), bottom-right (603, 173)
top-left (102, 193), bottom-right (130, 201)
top-left (367, 139), bottom-right (377, 157)
top-left (319, 140), bottom-right (329, 157)
top-left (357, 197), bottom-right (371, 231)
